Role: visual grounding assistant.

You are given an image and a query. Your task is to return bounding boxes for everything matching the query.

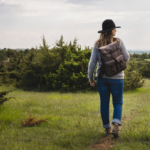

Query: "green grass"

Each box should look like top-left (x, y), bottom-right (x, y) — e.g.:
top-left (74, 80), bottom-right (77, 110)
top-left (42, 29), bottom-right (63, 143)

top-left (0, 80), bottom-right (150, 150)
top-left (144, 59), bottom-right (150, 61)
top-left (112, 79), bottom-right (150, 150)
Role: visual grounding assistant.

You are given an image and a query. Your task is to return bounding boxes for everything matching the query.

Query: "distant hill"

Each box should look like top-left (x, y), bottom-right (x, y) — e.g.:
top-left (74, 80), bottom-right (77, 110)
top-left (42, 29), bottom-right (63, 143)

top-left (0, 48), bottom-right (28, 51)
top-left (0, 48), bottom-right (150, 54)
top-left (128, 50), bottom-right (150, 54)
top-left (14, 49), bottom-right (27, 51)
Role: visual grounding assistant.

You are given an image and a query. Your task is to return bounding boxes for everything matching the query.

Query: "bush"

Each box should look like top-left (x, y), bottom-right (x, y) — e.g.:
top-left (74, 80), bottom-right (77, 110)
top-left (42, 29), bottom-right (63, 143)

top-left (124, 62), bottom-right (144, 91)
top-left (0, 91), bottom-right (11, 106)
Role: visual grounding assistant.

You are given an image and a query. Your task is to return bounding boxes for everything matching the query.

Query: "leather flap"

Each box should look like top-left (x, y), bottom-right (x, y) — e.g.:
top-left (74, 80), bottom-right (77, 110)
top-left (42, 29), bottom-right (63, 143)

top-left (98, 41), bottom-right (120, 55)
top-left (105, 60), bottom-right (115, 67)
top-left (115, 55), bottom-right (124, 63)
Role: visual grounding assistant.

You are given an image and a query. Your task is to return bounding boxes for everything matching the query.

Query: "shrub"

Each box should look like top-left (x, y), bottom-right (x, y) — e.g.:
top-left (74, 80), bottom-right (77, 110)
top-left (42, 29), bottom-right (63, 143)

top-left (124, 62), bottom-right (144, 91)
top-left (0, 91), bottom-right (11, 106)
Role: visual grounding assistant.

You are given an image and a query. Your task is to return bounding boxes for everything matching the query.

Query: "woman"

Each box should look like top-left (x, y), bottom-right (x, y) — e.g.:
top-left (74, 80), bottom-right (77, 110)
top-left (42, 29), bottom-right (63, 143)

top-left (88, 19), bottom-right (130, 137)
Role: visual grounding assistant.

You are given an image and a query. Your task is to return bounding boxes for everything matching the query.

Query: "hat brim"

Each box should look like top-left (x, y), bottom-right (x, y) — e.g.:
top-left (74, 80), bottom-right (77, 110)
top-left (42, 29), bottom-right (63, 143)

top-left (98, 26), bottom-right (121, 33)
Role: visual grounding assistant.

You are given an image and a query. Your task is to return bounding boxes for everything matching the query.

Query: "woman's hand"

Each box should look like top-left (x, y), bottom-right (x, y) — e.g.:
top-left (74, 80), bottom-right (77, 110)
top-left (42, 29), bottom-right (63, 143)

top-left (90, 80), bottom-right (95, 86)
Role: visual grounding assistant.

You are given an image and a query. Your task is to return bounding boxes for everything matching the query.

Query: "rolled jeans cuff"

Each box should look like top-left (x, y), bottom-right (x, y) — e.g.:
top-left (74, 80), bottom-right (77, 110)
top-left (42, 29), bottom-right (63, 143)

top-left (103, 123), bottom-right (111, 129)
top-left (112, 118), bottom-right (121, 126)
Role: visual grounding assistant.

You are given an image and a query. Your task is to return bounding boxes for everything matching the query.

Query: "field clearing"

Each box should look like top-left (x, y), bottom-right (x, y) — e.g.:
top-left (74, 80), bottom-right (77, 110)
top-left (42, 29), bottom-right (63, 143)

top-left (144, 59), bottom-right (150, 61)
top-left (0, 79), bottom-right (150, 150)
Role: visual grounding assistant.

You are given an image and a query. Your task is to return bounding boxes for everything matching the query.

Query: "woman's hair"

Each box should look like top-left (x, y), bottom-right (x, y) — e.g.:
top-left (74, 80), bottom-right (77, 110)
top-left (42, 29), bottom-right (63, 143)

top-left (95, 30), bottom-right (120, 48)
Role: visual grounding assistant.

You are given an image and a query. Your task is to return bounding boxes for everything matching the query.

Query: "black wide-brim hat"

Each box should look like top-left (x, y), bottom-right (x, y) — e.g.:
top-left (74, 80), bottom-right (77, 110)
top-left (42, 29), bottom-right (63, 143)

top-left (98, 19), bottom-right (121, 33)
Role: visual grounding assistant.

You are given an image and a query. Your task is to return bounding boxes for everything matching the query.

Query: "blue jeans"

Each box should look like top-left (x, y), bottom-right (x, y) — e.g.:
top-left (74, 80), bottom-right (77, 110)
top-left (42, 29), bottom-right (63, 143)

top-left (97, 78), bottom-right (124, 128)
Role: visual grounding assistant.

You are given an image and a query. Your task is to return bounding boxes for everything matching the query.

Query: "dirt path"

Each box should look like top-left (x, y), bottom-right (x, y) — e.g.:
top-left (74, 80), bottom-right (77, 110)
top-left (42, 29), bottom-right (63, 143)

top-left (92, 135), bottom-right (116, 150)
top-left (92, 108), bottom-right (139, 150)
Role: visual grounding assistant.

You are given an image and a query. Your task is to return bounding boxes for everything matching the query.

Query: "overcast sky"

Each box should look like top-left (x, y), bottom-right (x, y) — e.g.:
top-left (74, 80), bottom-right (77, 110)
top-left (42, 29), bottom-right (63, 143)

top-left (0, 0), bottom-right (150, 50)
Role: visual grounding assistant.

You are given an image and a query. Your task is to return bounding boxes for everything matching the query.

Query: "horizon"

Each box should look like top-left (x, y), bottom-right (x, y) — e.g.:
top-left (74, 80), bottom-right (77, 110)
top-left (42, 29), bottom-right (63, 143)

top-left (1, 48), bottom-right (150, 51)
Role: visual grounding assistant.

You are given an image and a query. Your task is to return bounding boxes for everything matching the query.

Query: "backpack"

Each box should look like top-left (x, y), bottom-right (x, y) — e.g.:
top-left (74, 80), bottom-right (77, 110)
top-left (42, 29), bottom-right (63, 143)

top-left (98, 40), bottom-right (127, 78)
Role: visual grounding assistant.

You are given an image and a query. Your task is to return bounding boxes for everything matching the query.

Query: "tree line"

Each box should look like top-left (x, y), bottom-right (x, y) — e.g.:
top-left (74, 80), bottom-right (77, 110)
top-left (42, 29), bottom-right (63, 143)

top-left (0, 36), bottom-right (146, 92)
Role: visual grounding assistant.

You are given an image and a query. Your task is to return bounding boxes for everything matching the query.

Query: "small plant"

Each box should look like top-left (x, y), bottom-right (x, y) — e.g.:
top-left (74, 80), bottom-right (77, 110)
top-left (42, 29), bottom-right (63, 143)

top-left (0, 91), bottom-right (11, 106)
top-left (22, 112), bottom-right (49, 127)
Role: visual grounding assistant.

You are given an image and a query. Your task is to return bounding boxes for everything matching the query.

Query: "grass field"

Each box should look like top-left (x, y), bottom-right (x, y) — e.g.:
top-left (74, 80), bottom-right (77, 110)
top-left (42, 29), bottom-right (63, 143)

top-left (144, 59), bottom-right (150, 61)
top-left (0, 79), bottom-right (150, 150)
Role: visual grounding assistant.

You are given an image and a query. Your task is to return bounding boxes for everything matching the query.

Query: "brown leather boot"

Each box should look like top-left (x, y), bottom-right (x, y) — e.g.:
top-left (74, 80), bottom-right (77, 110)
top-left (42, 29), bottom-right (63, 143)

top-left (105, 127), bottom-right (111, 136)
top-left (112, 123), bottom-right (119, 138)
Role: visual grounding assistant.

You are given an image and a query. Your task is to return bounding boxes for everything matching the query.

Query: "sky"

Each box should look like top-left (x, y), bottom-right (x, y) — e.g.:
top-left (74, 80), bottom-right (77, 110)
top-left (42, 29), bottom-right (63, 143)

top-left (0, 0), bottom-right (150, 50)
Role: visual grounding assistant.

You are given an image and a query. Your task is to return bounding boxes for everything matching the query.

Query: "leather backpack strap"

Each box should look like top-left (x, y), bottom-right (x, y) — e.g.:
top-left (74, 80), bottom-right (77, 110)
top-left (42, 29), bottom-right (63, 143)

top-left (98, 63), bottom-right (105, 78)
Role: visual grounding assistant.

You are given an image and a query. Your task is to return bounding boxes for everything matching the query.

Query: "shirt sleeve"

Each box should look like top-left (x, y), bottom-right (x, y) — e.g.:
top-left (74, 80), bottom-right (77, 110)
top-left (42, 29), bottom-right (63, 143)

top-left (88, 44), bottom-right (98, 81)
top-left (119, 39), bottom-right (130, 62)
